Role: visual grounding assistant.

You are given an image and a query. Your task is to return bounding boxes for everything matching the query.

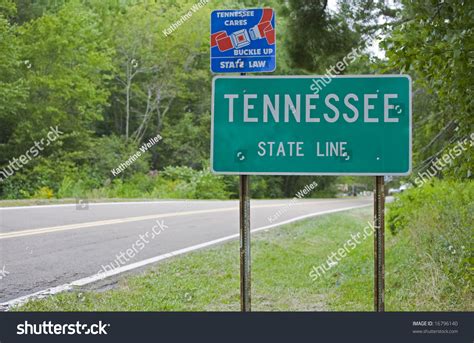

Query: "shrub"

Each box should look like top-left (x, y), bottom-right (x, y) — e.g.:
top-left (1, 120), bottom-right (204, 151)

top-left (193, 169), bottom-right (228, 199)
top-left (32, 186), bottom-right (54, 199)
top-left (90, 167), bottom-right (230, 200)
top-left (160, 166), bottom-right (229, 199)
top-left (0, 158), bottom-right (78, 199)
top-left (387, 180), bottom-right (473, 235)
top-left (386, 179), bottom-right (473, 308)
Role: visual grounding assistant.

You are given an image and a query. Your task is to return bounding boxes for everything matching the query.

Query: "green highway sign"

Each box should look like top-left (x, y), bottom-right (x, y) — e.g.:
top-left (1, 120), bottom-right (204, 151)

top-left (211, 75), bottom-right (411, 175)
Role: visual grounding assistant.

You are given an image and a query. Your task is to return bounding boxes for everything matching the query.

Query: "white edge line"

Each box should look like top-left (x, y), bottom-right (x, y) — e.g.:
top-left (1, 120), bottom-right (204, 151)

top-left (0, 200), bottom-right (347, 240)
top-left (0, 200), bottom-right (214, 211)
top-left (0, 198), bottom-right (343, 211)
top-left (0, 203), bottom-right (371, 311)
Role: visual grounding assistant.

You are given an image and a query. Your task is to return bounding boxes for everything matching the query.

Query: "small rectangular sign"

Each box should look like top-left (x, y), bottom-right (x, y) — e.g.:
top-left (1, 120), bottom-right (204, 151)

top-left (211, 75), bottom-right (412, 175)
top-left (210, 8), bottom-right (276, 73)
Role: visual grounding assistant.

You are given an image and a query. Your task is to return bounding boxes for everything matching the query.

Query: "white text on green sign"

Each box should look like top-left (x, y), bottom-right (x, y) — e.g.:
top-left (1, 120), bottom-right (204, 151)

top-left (211, 75), bottom-right (412, 175)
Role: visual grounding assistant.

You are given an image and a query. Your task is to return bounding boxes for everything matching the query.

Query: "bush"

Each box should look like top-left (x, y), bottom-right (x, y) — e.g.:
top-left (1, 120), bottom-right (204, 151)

top-left (32, 186), bottom-right (54, 199)
top-left (0, 135), bottom-right (150, 200)
top-left (386, 180), bottom-right (473, 309)
top-left (160, 166), bottom-right (229, 199)
top-left (81, 167), bottom-right (230, 200)
top-left (0, 158), bottom-right (77, 199)
top-left (387, 180), bottom-right (473, 235)
top-left (106, 174), bottom-right (155, 198)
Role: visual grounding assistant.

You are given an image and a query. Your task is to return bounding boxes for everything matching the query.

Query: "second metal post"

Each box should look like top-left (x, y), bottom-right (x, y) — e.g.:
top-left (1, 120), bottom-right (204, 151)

top-left (239, 174), bottom-right (251, 311)
top-left (374, 176), bottom-right (385, 312)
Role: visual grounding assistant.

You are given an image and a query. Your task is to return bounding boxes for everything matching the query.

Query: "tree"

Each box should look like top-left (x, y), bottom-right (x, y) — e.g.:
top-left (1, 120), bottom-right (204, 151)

top-left (0, 1), bottom-right (28, 165)
top-left (382, 0), bottom-right (473, 179)
top-left (16, 0), bottom-right (112, 142)
top-left (104, 1), bottom-right (209, 142)
top-left (281, 0), bottom-right (360, 72)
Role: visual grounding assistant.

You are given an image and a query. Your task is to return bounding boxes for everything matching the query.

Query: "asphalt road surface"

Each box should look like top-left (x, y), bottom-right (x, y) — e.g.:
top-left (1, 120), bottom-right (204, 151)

top-left (0, 198), bottom-right (371, 304)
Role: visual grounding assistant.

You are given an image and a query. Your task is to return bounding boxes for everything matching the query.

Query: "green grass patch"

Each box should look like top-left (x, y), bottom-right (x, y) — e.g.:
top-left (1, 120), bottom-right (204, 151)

top-left (385, 180), bottom-right (473, 311)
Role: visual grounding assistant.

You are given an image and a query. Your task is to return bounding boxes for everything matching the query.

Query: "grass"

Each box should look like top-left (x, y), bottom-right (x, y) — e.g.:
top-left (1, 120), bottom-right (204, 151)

top-left (14, 207), bottom-right (471, 311)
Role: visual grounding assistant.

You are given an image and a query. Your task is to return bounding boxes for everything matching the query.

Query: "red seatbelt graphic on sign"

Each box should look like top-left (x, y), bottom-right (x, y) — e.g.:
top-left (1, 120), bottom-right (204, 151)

top-left (211, 9), bottom-right (275, 52)
top-left (211, 31), bottom-right (234, 52)
top-left (249, 8), bottom-right (275, 45)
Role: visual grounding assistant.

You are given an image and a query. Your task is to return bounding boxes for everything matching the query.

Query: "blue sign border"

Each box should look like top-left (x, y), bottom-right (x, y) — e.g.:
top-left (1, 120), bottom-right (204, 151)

top-left (210, 8), bottom-right (276, 74)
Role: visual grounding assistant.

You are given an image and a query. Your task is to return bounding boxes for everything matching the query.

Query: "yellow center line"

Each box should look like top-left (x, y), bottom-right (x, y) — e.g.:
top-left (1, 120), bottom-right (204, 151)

top-left (0, 200), bottom-right (351, 240)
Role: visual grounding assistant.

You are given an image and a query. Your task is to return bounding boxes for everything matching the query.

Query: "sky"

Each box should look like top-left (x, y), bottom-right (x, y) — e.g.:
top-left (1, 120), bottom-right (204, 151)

top-left (327, 0), bottom-right (386, 58)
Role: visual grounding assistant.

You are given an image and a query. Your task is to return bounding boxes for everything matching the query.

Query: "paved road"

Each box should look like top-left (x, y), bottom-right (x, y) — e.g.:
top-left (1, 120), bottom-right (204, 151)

top-left (0, 198), bottom-right (371, 303)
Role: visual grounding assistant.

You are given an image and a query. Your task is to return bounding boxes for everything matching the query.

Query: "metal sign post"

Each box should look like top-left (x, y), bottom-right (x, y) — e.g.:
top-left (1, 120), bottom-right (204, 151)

top-left (239, 174), bottom-right (251, 311)
top-left (211, 8), bottom-right (276, 312)
top-left (374, 176), bottom-right (385, 312)
top-left (239, 71), bottom-right (251, 312)
top-left (210, 12), bottom-right (409, 313)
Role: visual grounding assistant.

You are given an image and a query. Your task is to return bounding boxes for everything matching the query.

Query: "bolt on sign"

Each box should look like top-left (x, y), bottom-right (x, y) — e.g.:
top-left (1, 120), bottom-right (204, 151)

top-left (211, 75), bottom-right (412, 175)
top-left (210, 8), bottom-right (276, 73)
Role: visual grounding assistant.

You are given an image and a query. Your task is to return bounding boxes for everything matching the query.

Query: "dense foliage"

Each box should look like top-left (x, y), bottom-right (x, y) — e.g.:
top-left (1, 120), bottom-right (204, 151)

top-left (0, 0), bottom-right (472, 200)
top-left (387, 180), bottom-right (473, 307)
top-left (382, 0), bottom-right (473, 179)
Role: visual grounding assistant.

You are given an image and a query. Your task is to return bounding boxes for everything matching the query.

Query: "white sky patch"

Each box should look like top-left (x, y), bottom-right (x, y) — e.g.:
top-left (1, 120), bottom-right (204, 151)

top-left (327, 0), bottom-right (385, 59)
